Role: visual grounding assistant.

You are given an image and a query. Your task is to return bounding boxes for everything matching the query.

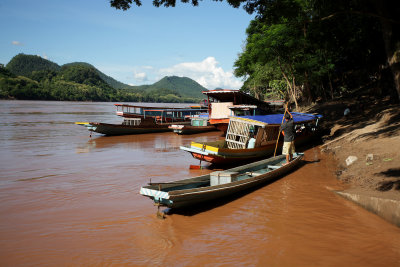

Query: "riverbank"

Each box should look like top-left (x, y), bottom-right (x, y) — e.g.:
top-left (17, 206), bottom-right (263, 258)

top-left (305, 96), bottom-right (400, 226)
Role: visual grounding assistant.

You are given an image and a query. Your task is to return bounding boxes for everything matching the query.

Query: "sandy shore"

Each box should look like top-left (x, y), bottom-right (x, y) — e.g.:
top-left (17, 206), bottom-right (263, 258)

top-left (305, 97), bottom-right (400, 226)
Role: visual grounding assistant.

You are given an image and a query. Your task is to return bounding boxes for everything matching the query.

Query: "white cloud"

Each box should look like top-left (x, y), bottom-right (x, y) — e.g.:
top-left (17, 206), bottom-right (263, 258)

top-left (158, 57), bottom-right (243, 90)
top-left (12, 41), bottom-right (22, 46)
top-left (134, 71), bottom-right (148, 82)
top-left (95, 58), bottom-right (243, 89)
top-left (36, 54), bottom-right (48, 60)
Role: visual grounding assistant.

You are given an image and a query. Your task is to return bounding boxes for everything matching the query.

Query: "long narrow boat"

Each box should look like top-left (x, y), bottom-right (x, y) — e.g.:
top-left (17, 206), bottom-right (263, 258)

top-left (140, 153), bottom-right (303, 209)
top-left (76, 120), bottom-right (187, 136)
top-left (180, 113), bottom-right (322, 164)
top-left (76, 107), bottom-right (204, 136)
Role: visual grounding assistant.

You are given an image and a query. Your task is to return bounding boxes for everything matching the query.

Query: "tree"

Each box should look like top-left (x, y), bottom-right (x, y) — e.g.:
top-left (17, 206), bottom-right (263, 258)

top-left (110, 0), bottom-right (400, 102)
top-left (110, 0), bottom-right (244, 10)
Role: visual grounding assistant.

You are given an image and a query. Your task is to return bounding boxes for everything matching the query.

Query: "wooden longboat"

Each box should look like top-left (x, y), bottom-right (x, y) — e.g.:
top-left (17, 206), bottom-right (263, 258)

top-left (140, 153), bottom-right (303, 209)
top-left (115, 104), bottom-right (208, 122)
top-left (180, 113), bottom-right (322, 164)
top-left (181, 132), bottom-right (315, 164)
top-left (76, 121), bottom-right (188, 136)
top-left (75, 107), bottom-right (205, 136)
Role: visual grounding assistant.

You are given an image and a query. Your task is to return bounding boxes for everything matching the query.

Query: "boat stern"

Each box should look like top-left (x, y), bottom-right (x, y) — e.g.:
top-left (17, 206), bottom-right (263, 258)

top-left (139, 187), bottom-right (173, 207)
top-left (75, 122), bottom-right (97, 132)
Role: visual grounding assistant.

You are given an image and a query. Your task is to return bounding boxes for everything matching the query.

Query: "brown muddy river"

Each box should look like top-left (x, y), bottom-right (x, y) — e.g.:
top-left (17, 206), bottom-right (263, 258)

top-left (0, 100), bottom-right (399, 266)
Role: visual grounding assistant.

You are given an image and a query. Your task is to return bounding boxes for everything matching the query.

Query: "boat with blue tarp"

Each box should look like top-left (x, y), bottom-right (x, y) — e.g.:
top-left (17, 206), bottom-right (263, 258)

top-left (180, 112), bottom-right (322, 164)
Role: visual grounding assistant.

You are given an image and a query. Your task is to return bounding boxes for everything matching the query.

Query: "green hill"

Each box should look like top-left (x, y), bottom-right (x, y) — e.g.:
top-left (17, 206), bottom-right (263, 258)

top-left (1, 54), bottom-right (207, 102)
top-left (6, 53), bottom-right (60, 77)
top-left (62, 62), bottom-right (130, 89)
top-left (129, 76), bottom-right (207, 99)
top-left (152, 76), bottom-right (207, 98)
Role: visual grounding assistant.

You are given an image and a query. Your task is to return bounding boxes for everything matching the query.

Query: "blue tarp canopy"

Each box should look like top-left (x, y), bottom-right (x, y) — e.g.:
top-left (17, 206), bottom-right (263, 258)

top-left (235, 112), bottom-right (322, 125)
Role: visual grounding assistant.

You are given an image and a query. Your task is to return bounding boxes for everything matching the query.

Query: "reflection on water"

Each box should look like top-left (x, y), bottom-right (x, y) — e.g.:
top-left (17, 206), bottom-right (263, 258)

top-left (0, 100), bottom-right (399, 266)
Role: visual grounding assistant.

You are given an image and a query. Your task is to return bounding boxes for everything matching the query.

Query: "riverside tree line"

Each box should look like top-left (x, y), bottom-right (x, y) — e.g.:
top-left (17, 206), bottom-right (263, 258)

top-left (111, 0), bottom-right (400, 107)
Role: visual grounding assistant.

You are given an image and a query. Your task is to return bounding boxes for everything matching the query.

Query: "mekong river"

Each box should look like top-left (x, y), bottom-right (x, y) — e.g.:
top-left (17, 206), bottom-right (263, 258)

top-left (0, 100), bottom-right (399, 266)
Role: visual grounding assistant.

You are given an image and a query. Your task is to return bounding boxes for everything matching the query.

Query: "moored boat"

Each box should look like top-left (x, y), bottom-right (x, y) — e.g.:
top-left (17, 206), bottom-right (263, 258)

top-left (140, 153), bottom-right (304, 209)
top-left (115, 103), bottom-right (208, 122)
top-left (180, 112), bottom-right (322, 164)
top-left (76, 120), bottom-right (186, 136)
top-left (76, 107), bottom-right (203, 136)
top-left (168, 115), bottom-right (218, 135)
top-left (203, 89), bottom-right (273, 133)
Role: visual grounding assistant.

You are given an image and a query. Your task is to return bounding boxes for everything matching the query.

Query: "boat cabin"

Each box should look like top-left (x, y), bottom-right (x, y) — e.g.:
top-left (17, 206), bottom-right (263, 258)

top-left (225, 113), bottom-right (322, 149)
top-left (114, 104), bottom-right (208, 121)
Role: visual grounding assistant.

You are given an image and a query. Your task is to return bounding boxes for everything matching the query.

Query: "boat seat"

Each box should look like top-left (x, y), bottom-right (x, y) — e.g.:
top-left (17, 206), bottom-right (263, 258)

top-left (267, 165), bottom-right (280, 170)
top-left (246, 172), bottom-right (262, 176)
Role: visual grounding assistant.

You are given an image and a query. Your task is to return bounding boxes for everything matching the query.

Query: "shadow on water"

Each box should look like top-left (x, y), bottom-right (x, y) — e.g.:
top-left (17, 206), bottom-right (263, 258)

top-left (376, 168), bottom-right (400, 191)
top-left (164, 179), bottom-right (280, 217)
top-left (203, 141), bottom-right (322, 171)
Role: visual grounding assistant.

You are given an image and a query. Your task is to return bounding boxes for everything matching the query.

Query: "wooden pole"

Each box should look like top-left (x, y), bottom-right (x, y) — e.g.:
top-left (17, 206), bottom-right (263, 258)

top-left (273, 104), bottom-right (287, 157)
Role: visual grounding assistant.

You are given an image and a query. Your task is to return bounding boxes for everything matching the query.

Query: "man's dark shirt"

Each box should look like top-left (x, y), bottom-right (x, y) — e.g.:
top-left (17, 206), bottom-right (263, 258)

top-left (281, 119), bottom-right (295, 142)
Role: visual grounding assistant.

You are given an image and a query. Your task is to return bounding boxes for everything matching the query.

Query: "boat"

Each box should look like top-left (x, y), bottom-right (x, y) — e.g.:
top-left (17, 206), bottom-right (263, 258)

top-left (203, 89), bottom-right (273, 133)
top-left (180, 112), bottom-right (322, 164)
top-left (76, 107), bottom-right (205, 136)
top-left (115, 103), bottom-right (208, 122)
top-left (75, 120), bottom-right (187, 136)
top-left (140, 153), bottom-right (304, 209)
top-left (168, 114), bottom-right (219, 135)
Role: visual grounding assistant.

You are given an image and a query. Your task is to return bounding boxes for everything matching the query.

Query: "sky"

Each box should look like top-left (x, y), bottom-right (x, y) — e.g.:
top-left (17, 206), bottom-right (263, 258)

top-left (0, 0), bottom-right (255, 90)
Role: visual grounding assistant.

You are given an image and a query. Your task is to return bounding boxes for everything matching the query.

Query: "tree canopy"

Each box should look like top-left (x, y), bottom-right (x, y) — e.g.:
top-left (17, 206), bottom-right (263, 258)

top-left (109, 0), bottom-right (400, 103)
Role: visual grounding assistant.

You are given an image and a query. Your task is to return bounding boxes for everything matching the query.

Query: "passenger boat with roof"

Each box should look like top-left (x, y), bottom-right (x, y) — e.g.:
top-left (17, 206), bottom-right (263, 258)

top-left (180, 112), bottom-right (322, 164)
top-left (114, 104), bottom-right (207, 122)
top-left (202, 89), bottom-right (273, 134)
top-left (76, 105), bottom-right (208, 136)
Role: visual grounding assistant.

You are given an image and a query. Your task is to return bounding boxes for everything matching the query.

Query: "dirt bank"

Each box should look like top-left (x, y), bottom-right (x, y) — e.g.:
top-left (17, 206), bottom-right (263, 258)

top-left (304, 96), bottom-right (400, 225)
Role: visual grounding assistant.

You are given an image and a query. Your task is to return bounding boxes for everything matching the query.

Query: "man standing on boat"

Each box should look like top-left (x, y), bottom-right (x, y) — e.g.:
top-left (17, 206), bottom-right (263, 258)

top-left (280, 108), bottom-right (296, 164)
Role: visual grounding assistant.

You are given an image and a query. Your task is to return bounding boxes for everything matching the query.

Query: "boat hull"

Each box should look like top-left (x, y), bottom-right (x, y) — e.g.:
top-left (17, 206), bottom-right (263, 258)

top-left (180, 132), bottom-right (315, 164)
top-left (169, 125), bottom-right (218, 135)
top-left (140, 154), bottom-right (303, 209)
top-left (78, 122), bottom-right (177, 136)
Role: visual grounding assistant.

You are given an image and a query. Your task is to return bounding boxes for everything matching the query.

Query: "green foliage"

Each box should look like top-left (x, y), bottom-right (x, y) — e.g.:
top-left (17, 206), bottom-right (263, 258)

top-left (0, 66), bottom-right (15, 78)
top-left (123, 76), bottom-right (207, 99)
top-left (234, 0), bottom-right (390, 104)
top-left (6, 53), bottom-right (60, 77)
top-left (62, 62), bottom-right (130, 89)
top-left (152, 76), bottom-right (206, 98)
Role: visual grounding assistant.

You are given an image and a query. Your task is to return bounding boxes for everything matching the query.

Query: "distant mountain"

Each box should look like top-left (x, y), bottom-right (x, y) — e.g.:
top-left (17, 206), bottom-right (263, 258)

top-left (6, 54), bottom-right (60, 77)
top-left (62, 62), bottom-right (130, 89)
top-left (59, 64), bottom-right (113, 89)
top-left (129, 76), bottom-right (207, 99)
top-left (152, 76), bottom-right (207, 98)
top-left (2, 53), bottom-right (207, 102)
